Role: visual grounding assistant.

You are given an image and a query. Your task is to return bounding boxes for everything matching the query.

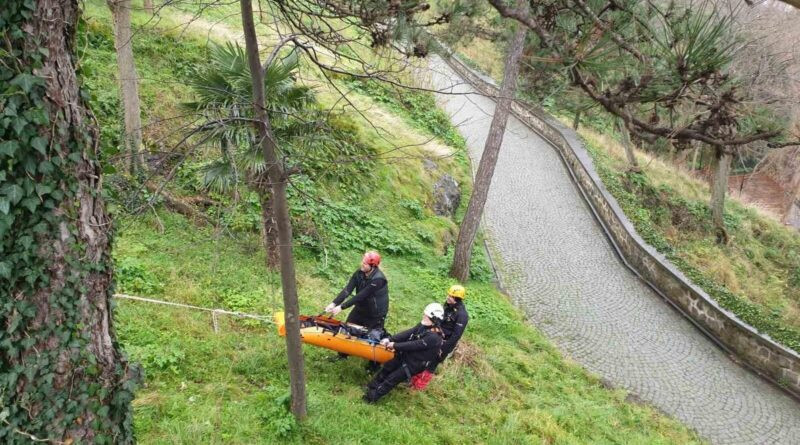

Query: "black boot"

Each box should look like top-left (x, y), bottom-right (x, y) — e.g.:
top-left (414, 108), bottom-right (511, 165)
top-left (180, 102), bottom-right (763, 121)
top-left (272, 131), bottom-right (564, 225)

top-left (363, 389), bottom-right (381, 404)
top-left (365, 375), bottom-right (383, 391)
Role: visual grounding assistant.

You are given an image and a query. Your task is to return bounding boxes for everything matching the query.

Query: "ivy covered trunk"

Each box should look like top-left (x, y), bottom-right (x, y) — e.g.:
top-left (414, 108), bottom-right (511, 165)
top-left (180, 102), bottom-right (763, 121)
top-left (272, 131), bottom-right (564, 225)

top-left (1, 1), bottom-right (138, 443)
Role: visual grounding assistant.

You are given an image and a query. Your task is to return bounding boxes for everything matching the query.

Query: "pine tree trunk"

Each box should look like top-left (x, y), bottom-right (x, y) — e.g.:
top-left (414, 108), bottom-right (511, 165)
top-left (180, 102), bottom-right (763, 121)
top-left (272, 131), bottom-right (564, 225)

top-left (143, 0), bottom-right (154, 15)
top-left (1, 0), bottom-right (138, 442)
top-left (108, 0), bottom-right (144, 173)
top-left (258, 189), bottom-right (280, 270)
top-left (711, 147), bottom-right (732, 244)
top-left (450, 9), bottom-right (527, 282)
top-left (616, 118), bottom-right (639, 171)
top-left (240, 0), bottom-right (307, 418)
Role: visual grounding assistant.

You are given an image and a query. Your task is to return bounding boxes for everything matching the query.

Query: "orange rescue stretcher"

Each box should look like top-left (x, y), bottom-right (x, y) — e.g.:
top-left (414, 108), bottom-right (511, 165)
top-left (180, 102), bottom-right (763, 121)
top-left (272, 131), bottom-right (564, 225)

top-left (274, 312), bottom-right (395, 363)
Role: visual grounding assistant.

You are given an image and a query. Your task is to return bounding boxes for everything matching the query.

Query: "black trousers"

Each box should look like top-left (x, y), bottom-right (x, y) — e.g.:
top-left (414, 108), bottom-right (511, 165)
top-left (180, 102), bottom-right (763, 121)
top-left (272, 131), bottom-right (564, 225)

top-left (428, 343), bottom-right (456, 372)
top-left (365, 358), bottom-right (421, 402)
top-left (346, 310), bottom-right (385, 330)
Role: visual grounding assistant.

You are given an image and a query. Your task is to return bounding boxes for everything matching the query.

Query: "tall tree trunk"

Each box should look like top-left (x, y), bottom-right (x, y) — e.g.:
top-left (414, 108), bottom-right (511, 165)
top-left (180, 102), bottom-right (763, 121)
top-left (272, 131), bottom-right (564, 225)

top-left (573, 109), bottom-right (581, 130)
top-left (450, 7), bottom-right (527, 282)
top-left (143, 0), bottom-right (154, 15)
top-left (1, 0), bottom-right (138, 442)
top-left (258, 189), bottom-right (280, 269)
top-left (108, 0), bottom-right (144, 173)
top-left (711, 147), bottom-right (732, 244)
top-left (240, 0), bottom-right (307, 418)
top-left (616, 117), bottom-right (639, 171)
top-left (691, 144), bottom-right (700, 170)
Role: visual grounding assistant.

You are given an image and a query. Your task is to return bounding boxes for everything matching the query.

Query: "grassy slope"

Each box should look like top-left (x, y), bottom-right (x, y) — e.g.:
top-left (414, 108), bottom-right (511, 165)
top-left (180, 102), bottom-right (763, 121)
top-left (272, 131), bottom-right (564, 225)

top-left (451, 30), bottom-right (800, 354)
top-left (84, 1), bottom-right (700, 443)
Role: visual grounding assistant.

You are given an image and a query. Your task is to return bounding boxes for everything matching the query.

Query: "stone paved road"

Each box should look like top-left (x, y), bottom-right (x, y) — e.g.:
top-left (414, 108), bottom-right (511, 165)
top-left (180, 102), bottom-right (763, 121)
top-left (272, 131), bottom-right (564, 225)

top-left (426, 57), bottom-right (800, 445)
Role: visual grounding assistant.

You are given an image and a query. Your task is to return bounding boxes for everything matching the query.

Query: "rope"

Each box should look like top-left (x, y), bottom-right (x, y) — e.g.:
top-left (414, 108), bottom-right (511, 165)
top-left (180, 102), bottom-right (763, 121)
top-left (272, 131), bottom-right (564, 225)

top-left (113, 293), bottom-right (277, 325)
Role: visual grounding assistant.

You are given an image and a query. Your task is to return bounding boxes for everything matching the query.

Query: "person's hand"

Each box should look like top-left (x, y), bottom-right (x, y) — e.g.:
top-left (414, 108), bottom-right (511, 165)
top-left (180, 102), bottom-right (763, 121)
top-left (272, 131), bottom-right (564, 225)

top-left (324, 303), bottom-right (336, 313)
top-left (380, 338), bottom-right (390, 346)
top-left (386, 342), bottom-right (395, 351)
top-left (331, 305), bottom-right (343, 315)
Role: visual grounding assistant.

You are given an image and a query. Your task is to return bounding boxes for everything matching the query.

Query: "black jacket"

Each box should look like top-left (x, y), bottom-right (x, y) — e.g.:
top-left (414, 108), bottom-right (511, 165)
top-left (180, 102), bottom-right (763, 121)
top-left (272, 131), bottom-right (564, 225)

top-left (389, 323), bottom-right (443, 371)
top-left (440, 300), bottom-right (468, 354)
top-left (333, 267), bottom-right (389, 321)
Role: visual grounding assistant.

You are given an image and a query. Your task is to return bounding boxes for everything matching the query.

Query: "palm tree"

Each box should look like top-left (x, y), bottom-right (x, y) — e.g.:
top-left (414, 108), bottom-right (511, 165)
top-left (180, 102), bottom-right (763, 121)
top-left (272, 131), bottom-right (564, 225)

top-left (185, 42), bottom-right (315, 268)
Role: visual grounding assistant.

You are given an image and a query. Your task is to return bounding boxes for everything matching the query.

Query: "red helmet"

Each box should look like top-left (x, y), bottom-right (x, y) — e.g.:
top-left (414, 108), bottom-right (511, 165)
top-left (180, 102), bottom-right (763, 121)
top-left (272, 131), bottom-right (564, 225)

top-left (363, 251), bottom-right (381, 267)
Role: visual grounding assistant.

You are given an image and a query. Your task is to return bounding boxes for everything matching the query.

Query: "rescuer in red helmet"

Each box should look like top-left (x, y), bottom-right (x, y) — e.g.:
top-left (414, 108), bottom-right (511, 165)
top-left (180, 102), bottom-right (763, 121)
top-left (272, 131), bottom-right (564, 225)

top-left (325, 251), bottom-right (390, 363)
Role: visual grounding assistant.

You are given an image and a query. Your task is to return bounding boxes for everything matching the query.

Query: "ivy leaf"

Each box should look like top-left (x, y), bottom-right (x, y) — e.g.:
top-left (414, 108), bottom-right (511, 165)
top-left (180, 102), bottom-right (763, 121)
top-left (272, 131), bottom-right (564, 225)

top-left (0, 141), bottom-right (18, 156)
top-left (0, 407), bottom-right (9, 422)
top-left (10, 73), bottom-right (42, 93)
top-left (0, 197), bottom-right (8, 215)
top-left (13, 118), bottom-right (26, 135)
top-left (0, 262), bottom-right (9, 279)
top-left (35, 183), bottom-right (53, 196)
top-left (2, 184), bottom-right (24, 204)
top-left (21, 197), bottom-right (39, 212)
top-left (30, 136), bottom-right (48, 154)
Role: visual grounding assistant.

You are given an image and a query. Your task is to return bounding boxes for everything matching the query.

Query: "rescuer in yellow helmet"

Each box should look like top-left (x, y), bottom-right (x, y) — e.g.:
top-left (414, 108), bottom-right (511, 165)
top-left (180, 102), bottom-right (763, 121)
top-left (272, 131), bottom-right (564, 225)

top-left (428, 284), bottom-right (469, 372)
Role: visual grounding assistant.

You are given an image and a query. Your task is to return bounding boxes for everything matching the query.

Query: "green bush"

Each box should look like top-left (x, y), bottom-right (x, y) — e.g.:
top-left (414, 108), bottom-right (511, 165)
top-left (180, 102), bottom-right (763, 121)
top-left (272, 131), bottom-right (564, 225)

top-left (115, 257), bottom-right (163, 295)
top-left (290, 181), bottom-right (422, 258)
top-left (400, 199), bottom-right (425, 219)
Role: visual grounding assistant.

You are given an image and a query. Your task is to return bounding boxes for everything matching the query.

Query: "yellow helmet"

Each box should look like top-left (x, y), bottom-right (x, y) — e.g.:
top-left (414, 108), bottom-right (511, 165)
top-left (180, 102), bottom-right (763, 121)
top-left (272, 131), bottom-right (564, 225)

top-left (447, 284), bottom-right (466, 299)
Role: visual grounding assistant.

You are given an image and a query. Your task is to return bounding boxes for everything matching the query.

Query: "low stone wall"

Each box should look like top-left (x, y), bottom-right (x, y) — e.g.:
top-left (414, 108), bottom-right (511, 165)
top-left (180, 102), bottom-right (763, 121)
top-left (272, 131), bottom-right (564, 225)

top-left (440, 54), bottom-right (800, 398)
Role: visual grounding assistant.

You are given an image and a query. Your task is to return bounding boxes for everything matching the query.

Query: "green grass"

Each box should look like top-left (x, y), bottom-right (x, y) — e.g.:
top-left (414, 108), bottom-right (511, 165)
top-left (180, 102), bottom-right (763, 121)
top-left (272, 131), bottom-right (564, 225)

top-left (80, 2), bottom-right (701, 443)
top-left (580, 130), bottom-right (800, 353)
top-left (114, 213), bottom-right (701, 444)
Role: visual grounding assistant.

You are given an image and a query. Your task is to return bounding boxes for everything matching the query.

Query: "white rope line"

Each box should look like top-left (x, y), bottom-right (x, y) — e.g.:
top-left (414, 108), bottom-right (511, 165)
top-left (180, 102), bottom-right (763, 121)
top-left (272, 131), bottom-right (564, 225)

top-left (113, 293), bottom-right (277, 325)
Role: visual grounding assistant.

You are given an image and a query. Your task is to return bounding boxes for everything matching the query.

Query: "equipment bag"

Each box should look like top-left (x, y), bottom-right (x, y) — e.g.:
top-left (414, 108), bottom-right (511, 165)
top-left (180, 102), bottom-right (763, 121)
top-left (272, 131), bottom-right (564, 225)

top-left (409, 370), bottom-right (434, 390)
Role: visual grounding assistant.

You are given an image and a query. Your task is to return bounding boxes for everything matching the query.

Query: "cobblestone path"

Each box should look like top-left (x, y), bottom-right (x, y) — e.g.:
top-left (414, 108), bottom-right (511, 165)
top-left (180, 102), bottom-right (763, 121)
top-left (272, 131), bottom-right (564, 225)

top-left (427, 58), bottom-right (800, 444)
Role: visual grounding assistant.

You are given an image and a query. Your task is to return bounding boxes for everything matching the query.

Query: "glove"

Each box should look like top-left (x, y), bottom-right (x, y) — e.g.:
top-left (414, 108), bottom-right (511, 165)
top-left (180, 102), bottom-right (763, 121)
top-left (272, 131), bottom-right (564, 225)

top-left (324, 303), bottom-right (336, 313)
top-left (331, 305), bottom-right (343, 315)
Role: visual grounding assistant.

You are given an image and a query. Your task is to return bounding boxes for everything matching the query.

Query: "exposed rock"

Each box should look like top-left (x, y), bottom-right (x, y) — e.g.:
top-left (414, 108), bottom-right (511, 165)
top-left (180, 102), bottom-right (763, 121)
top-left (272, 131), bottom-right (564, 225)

top-left (423, 158), bottom-right (438, 171)
top-left (433, 174), bottom-right (460, 218)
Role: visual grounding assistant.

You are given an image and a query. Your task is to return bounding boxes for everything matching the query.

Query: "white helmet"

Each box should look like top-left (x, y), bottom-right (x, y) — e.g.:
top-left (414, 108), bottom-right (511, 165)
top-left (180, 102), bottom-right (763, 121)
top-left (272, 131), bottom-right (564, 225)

top-left (424, 302), bottom-right (444, 321)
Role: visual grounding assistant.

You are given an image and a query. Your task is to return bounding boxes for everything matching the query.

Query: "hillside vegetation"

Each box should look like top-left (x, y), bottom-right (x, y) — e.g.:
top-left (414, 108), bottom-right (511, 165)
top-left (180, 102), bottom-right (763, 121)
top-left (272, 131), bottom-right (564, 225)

top-left (581, 129), bottom-right (800, 353)
top-left (81, 1), bottom-right (702, 443)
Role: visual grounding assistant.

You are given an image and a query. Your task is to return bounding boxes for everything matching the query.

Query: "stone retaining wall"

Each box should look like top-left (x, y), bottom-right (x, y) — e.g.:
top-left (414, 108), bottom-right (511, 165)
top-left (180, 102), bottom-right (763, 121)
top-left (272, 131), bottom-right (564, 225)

top-left (440, 54), bottom-right (800, 398)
